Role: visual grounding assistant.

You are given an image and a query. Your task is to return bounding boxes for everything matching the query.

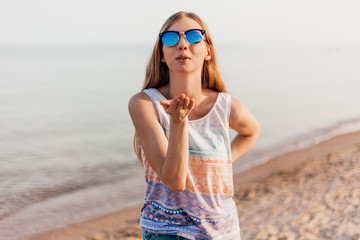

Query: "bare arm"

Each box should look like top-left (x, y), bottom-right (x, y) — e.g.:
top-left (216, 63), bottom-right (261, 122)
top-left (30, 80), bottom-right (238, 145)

top-left (229, 97), bottom-right (261, 162)
top-left (128, 92), bottom-right (194, 191)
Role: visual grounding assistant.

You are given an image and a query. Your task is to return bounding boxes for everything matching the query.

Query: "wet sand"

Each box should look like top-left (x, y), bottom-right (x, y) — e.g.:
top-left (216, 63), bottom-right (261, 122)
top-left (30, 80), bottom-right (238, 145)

top-left (32, 131), bottom-right (360, 240)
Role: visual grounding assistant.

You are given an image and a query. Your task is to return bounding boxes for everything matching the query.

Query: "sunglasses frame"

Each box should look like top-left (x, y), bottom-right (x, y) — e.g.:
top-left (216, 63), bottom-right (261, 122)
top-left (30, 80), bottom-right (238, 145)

top-left (159, 29), bottom-right (206, 46)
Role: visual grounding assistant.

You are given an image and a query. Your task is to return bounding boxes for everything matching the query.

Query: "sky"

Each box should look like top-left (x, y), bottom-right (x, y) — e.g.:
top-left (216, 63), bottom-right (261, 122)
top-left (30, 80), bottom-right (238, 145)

top-left (1, 0), bottom-right (360, 45)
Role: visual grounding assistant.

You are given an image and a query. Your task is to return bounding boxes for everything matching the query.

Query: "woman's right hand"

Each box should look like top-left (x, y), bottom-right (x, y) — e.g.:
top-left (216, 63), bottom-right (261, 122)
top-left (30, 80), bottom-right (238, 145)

top-left (129, 92), bottom-right (193, 191)
top-left (160, 94), bottom-right (195, 122)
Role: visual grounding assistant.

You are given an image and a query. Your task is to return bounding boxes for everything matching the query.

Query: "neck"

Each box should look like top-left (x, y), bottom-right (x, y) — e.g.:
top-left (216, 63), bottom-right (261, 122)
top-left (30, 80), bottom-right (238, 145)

top-left (167, 70), bottom-right (204, 101)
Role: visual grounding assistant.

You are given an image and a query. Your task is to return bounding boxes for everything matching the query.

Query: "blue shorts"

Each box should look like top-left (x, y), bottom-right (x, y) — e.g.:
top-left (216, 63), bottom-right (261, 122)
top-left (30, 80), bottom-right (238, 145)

top-left (141, 227), bottom-right (191, 240)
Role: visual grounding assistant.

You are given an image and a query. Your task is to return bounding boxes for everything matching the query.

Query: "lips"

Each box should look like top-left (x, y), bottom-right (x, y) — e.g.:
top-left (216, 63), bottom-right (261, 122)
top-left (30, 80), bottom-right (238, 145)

top-left (176, 54), bottom-right (190, 60)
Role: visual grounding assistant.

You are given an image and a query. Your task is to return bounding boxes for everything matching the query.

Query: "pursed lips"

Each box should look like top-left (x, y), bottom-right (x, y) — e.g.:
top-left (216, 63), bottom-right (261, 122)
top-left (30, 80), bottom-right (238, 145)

top-left (176, 54), bottom-right (191, 61)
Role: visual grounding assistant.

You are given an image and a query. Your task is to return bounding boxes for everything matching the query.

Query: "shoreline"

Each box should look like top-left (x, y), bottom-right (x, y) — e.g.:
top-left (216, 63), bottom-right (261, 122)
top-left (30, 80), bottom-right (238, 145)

top-left (32, 130), bottom-right (360, 240)
top-left (233, 129), bottom-right (360, 186)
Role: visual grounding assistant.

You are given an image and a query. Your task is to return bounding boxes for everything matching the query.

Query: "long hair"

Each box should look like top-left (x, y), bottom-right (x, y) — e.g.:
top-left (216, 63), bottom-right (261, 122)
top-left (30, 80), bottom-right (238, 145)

top-left (133, 11), bottom-right (227, 164)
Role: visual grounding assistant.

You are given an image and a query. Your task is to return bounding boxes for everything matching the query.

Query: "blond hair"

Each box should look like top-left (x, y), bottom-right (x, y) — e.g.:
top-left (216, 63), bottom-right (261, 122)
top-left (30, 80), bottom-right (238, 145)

top-left (133, 11), bottom-right (227, 163)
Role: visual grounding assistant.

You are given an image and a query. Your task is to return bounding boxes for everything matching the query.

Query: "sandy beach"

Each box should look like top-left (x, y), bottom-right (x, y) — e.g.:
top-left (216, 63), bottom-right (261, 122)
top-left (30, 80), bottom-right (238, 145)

top-left (32, 131), bottom-right (360, 240)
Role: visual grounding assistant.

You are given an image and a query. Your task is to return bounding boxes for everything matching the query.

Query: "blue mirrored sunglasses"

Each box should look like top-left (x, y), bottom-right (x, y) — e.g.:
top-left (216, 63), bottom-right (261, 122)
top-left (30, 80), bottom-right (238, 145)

top-left (159, 29), bottom-right (206, 46)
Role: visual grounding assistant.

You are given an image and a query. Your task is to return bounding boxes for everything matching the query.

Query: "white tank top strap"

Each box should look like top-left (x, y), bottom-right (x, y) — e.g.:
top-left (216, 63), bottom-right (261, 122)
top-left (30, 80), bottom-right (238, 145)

top-left (217, 92), bottom-right (232, 124)
top-left (143, 88), bottom-right (169, 125)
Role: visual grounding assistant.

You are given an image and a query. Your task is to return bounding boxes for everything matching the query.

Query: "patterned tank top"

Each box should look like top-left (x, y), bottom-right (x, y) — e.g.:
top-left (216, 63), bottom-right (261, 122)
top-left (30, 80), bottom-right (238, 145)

top-left (140, 88), bottom-right (241, 240)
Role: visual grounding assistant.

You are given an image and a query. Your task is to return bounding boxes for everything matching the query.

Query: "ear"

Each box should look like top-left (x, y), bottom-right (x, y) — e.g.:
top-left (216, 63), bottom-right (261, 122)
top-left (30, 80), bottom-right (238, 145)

top-left (205, 48), bottom-right (212, 61)
top-left (161, 57), bottom-right (166, 62)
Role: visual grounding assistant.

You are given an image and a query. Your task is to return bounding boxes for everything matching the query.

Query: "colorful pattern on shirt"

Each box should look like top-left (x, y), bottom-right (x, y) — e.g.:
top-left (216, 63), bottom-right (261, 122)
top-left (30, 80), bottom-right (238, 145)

top-left (141, 88), bottom-right (241, 240)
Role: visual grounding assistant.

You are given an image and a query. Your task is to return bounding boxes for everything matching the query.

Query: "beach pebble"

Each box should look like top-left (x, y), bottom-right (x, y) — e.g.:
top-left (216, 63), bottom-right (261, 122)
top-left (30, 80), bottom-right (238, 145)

top-left (270, 232), bottom-right (296, 240)
top-left (298, 233), bottom-right (318, 240)
top-left (89, 234), bottom-right (106, 240)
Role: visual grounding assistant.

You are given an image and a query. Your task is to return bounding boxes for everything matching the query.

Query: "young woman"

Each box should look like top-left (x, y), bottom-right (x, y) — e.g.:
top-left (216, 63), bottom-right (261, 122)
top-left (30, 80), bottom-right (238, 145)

top-left (128, 11), bottom-right (260, 240)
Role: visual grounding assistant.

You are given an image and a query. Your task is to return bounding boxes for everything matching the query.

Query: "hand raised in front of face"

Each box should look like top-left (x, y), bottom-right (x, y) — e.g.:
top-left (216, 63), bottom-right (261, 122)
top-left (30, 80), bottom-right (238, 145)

top-left (160, 94), bottom-right (195, 122)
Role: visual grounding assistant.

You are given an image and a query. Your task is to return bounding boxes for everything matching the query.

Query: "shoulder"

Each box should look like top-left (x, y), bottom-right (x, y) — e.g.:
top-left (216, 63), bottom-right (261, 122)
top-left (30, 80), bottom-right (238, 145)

top-left (128, 91), bottom-right (161, 125)
top-left (128, 91), bottom-right (150, 107)
top-left (228, 96), bottom-right (261, 135)
top-left (229, 96), bottom-right (247, 127)
top-left (128, 91), bottom-right (157, 118)
top-left (229, 96), bottom-right (243, 111)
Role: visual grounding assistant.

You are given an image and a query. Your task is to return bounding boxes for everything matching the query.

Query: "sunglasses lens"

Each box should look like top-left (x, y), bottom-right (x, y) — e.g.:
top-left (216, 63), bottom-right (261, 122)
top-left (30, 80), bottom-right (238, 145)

top-left (162, 32), bottom-right (179, 46)
top-left (186, 30), bottom-right (203, 44)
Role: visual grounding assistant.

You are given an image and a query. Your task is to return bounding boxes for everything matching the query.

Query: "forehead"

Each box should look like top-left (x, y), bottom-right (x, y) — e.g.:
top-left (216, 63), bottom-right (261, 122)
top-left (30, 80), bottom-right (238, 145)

top-left (167, 17), bottom-right (202, 31)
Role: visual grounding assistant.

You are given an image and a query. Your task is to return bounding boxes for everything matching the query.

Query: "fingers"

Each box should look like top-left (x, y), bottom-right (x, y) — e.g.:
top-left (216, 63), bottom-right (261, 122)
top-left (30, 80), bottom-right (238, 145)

top-left (177, 95), bottom-right (193, 111)
top-left (161, 94), bottom-right (195, 117)
top-left (161, 95), bottom-right (181, 112)
top-left (160, 100), bottom-right (170, 106)
top-left (160, 100), bottom-right (171, 109)
top-left (188, 98), bottom-right (195, 111)
top-left (182, 97), bottom-right (195, 111)
top-left (168, 94), bottom-right (184, 110)
top-left (182, 96), bottom-right (189, 109)
top-left (173, 95), bottom-right (182, 109)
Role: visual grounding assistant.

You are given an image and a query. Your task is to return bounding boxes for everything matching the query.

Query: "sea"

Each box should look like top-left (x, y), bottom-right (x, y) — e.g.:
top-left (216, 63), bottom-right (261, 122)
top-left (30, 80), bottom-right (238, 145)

top-left (1, 44), bottom-right (360, 239)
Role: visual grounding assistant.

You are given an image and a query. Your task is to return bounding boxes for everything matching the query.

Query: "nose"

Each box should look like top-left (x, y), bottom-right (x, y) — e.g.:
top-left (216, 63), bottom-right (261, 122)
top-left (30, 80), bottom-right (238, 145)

top-left (177, 33), bottom-right (189, 50)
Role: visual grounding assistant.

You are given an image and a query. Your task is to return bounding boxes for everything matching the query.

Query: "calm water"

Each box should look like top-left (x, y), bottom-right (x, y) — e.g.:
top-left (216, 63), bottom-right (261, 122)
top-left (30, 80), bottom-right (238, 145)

top-left (1, 44), bottom-right (360, 239)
